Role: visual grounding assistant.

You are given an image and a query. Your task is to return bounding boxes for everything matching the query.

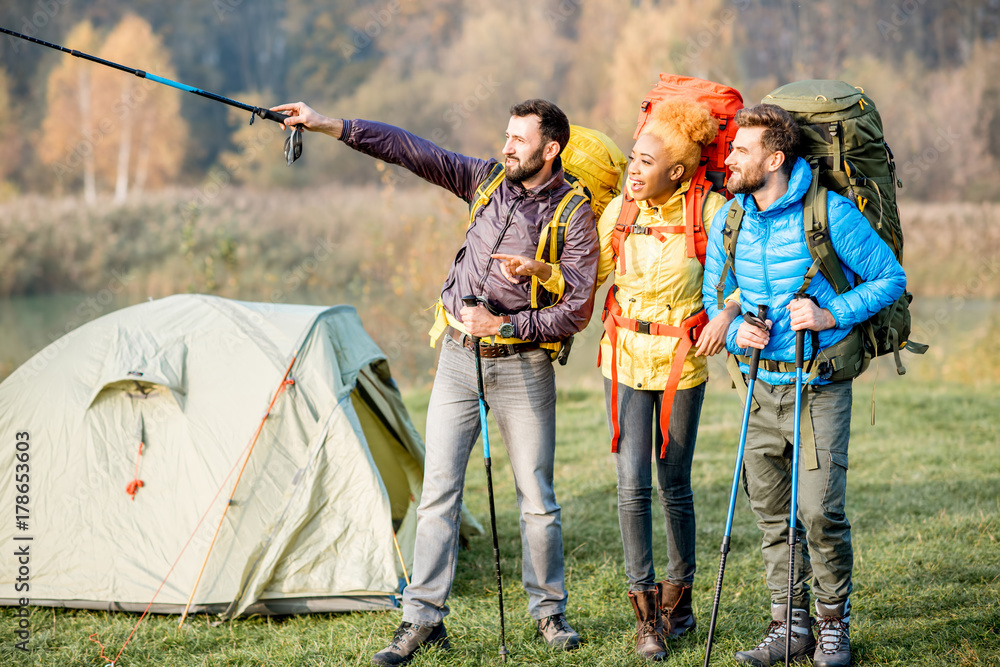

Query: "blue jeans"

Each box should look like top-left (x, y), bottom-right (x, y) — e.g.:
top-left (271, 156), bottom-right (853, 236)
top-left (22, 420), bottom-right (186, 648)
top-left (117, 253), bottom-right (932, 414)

top-left (605, 379), bottom-right (705, 592)
top-left (401, 334), bottom-right (566, 624)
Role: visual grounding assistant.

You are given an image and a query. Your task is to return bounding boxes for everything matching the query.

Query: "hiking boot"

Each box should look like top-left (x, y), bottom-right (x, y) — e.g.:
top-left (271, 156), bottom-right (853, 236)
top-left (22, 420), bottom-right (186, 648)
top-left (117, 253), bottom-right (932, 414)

top-left (734, 604), bottom-right (815, 666)
top-left (814, 600), bottom-right (851, 667)
top-left (371, 621), bottom-right (449, 666)
top-left (628, 589), bottom-right (668, 661)
top-left (536, 612), bottom-right (581, 650)
top-left (657, 580), bottom-right (697, 638)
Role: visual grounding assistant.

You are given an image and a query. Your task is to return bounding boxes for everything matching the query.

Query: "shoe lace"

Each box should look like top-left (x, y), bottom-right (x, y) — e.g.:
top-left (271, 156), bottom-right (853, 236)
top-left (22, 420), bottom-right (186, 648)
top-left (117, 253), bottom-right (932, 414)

top-left (544, 614), bottom-right (572, 635)
top-left (637, 619), bottom-right (658, 638)
top-left (816, 616), bottom-right (848, 653)
top-left (755, 620), bottom-right (785, 649)
top-left (388, 624), bottom-right (415, 650)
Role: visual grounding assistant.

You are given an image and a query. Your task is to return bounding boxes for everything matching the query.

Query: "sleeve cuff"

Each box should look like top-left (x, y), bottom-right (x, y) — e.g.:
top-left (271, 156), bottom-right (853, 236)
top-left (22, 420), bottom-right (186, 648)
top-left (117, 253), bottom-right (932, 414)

top-left (540, 264), bottom-right (564, 295)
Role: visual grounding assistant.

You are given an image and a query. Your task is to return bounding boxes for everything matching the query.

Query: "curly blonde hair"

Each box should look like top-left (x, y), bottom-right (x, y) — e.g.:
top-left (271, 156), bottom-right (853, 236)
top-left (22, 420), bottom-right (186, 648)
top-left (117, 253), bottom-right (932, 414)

top-left (639, 99), bottom-right (718, 179)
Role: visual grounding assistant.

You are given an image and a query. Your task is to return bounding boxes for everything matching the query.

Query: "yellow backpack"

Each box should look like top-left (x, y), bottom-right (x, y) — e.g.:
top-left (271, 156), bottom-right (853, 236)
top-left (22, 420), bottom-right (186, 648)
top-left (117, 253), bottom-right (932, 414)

top-left (562, 125), bottom-right (627, 219)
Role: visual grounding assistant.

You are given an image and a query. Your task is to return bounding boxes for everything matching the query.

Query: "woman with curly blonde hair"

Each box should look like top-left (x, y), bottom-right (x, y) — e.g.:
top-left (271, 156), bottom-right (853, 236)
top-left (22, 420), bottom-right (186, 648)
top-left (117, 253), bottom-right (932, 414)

top-left (595, 99), bottom-right (741, 660)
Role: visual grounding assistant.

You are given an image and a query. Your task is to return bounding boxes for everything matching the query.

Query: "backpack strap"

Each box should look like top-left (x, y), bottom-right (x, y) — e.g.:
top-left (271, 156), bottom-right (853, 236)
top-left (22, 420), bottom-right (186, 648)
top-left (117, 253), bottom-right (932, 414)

top-left (800, 162), bottom-right (851, 296)
top-left (468, 162), bottom-right (506, 225)
top-left (564, 171), bottom-right (594, 207)
top-left (601, 292), bottom-right (709, 456)
top-left (531, 185), bottom-right (588, 309)
top-left (684, 165), bottom-right (712, 266)
top-left (612, 194), bottom-right (641, 275)
top-left (612, 175), bottom-right (710, 275)
top-left (714, 201), bottom-right (744, 310)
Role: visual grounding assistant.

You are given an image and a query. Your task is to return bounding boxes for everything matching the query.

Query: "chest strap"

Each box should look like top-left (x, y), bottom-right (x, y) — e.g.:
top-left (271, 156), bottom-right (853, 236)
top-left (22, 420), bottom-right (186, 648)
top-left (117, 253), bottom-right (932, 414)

top-left (614, 221), bottom-right (687, 275)
top-left (600, 291), bottom-right (708, 458)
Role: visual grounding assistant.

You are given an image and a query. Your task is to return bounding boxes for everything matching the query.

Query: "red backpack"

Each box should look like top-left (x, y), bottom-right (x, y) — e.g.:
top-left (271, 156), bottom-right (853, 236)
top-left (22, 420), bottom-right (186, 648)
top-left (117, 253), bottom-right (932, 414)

top-left (611, 74), bottom-right (744, 273)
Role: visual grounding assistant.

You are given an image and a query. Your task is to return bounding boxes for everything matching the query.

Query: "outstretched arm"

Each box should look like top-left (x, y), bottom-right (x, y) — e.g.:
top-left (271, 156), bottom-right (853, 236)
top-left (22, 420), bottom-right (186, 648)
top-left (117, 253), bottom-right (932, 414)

top-left (270, 102), bottom-right (344, 138)
top-left (270, 102), bottom-right (491, 201)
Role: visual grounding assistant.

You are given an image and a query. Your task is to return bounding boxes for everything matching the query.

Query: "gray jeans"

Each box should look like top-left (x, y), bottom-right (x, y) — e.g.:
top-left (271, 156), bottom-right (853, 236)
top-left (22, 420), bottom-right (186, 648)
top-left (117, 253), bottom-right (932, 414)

top-left (741, 379), bottom-right (854, 608)
top-left (605, 380), bottom-right (705, 591)
top-left (401, 334), bottom-right (566, 624)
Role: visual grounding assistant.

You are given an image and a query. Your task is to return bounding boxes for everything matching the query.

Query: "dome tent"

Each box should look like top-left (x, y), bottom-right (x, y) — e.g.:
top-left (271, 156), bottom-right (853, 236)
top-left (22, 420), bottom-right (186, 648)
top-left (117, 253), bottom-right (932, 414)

top-left (0, 294), bottom-right (480, 616)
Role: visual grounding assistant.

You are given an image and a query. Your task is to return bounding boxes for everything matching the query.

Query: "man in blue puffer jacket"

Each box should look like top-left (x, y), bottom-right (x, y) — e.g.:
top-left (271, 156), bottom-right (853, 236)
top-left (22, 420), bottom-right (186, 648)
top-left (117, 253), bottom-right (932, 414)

top-left (703, 104), bottom-right (905, 667)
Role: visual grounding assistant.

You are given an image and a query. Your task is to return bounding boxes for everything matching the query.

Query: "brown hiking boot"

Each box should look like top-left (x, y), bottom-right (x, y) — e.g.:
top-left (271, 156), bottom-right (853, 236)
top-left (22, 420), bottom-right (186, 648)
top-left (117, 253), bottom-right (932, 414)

top-left (628, 589), bottom-right (668, 661)
top-left (657, 580), bottom-right (697, 638)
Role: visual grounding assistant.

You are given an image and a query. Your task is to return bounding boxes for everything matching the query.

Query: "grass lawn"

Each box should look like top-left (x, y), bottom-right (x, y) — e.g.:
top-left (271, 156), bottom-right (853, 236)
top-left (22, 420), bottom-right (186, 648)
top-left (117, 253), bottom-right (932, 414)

top-left (2, 377), bottom-right (997, 666)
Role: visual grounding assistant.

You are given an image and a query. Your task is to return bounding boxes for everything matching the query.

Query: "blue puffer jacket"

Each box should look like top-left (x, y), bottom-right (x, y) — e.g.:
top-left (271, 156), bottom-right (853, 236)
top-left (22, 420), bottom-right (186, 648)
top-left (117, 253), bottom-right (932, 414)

top-left (703, 157), bottom-right (906, 386)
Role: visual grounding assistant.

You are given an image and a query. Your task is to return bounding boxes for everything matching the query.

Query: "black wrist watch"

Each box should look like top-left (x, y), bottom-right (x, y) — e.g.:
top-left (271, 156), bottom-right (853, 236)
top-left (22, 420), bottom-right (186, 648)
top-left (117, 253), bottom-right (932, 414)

top-left (498, 315), bottom-right (516, 339)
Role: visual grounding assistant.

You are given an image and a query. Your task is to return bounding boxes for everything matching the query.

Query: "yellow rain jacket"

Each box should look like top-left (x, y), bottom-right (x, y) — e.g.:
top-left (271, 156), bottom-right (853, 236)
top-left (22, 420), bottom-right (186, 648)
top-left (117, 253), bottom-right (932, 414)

top-left (597, 180), bottom-right (727, 391)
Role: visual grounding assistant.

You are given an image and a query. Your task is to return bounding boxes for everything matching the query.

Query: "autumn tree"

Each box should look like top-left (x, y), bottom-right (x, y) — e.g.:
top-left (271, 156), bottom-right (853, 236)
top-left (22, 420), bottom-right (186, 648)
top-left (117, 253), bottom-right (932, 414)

top-left (38, 21), bottom-right (100, 203)
top-left (92, 14), bottom-right (188, 203)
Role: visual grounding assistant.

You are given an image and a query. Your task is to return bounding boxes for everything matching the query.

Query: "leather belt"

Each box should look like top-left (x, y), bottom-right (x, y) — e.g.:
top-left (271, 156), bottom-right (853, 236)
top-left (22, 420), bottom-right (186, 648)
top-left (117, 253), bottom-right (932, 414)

top-left (447, 327), bottom-right (540, 358)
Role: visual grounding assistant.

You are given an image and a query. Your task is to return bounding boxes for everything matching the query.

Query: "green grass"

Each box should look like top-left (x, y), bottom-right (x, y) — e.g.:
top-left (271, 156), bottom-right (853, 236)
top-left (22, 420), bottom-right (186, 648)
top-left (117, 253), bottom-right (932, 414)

top-left (2, 378), bottom-right (998, 666)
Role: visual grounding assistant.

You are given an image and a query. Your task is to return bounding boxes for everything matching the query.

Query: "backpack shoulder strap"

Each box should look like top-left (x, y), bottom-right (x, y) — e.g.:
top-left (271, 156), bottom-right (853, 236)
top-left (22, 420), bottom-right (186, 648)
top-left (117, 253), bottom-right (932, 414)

top-left (685, 165), bottom-right (713, 266)
top-left (714, 200), bottom-right (744, 310)
top-left (531, 184), bottom-right (588, 308)
top-left (611, 194), bottom-right (640, 275)
top-left (800, 162), bottom-right (852, 296)
top-left (468, 162), bottom-right (506, 226)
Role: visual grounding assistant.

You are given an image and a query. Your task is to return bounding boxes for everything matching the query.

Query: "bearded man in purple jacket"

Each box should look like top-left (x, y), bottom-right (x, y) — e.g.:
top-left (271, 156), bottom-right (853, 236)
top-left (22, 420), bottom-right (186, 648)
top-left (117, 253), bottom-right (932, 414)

top-left (272, 98), bottom-right (598, 665)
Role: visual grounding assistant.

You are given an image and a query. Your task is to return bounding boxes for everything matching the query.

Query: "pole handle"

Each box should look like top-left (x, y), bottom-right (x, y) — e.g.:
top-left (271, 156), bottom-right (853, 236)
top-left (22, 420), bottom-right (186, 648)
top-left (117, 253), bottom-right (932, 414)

top-left (747, 304), bottom-right (768, 382)
top-left (257, 108), bottom-right (292, 125)
top-left (795, 328), bottom-right (805, 368)
top-left (792, 297), bottom-right (806, 369)
top-left (461, 295), bottom-right (481, 342)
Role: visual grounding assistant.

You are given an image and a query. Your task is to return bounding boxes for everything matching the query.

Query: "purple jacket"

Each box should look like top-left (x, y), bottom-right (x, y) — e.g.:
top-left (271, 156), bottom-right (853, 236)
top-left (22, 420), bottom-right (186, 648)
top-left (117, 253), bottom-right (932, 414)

top-left (341, 119), bottom-right (599, 343)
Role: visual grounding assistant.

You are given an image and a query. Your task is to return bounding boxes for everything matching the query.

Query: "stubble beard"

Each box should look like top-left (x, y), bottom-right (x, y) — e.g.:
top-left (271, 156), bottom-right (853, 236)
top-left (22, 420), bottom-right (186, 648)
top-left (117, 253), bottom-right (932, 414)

top-left (504, 144), bottom-right (546, 184)
top-left (728, 160), bottom-right (768, 195)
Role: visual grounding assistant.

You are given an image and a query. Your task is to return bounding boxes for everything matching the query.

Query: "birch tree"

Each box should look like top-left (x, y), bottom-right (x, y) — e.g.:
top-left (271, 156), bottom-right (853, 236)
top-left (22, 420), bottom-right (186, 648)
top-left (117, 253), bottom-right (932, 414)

top-left (93, 14), bottom-right (188, 203)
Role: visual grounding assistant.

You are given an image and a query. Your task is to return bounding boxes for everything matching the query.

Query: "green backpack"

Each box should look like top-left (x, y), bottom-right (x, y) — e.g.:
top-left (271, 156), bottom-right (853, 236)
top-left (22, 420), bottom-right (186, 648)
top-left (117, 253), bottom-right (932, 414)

top-left (718, 80), bottom-right (927, 383)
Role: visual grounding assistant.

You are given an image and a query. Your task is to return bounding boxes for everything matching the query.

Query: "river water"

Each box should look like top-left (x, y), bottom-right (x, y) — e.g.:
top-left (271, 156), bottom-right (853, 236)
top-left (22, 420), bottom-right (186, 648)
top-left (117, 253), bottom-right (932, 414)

top-left (1, 293), bottom-right (996, 388)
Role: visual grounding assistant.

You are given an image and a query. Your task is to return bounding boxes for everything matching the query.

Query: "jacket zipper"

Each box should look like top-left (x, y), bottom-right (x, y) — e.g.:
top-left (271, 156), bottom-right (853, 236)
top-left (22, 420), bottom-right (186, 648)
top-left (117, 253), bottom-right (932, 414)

top-left (761, 215), bottom-right (772, 312)
top-left (477, 191), bottom-right (525, 296)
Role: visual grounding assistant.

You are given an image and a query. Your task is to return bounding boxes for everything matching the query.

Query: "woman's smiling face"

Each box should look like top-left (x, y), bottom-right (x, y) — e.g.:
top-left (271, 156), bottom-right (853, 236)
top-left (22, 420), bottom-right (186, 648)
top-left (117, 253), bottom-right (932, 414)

top-left (627, 133), bottom-right (684, 206)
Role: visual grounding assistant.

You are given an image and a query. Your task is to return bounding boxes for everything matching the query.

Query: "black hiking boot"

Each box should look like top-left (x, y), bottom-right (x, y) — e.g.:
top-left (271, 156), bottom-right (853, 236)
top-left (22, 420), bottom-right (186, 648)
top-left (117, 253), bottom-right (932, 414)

top-left (734, 604), bottom-right (815, 666)
top-left (536, 612), bottom-right (581, 650)
top-left (371, 621), bottom-right (449, 666)
top-left (814, 599), bottom-right (851, 667)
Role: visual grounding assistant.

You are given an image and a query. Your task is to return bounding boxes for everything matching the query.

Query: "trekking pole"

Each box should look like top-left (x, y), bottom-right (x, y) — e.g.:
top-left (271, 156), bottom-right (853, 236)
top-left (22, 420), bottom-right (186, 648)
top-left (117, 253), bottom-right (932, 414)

top-left (784, 318), bottom-right (806, 666)
top-left (460, 295), bottom-right (509, 662)
top-left (0, 26), bottom-right (303, 165)
top-left (704, 303), bottom-right (768, 667)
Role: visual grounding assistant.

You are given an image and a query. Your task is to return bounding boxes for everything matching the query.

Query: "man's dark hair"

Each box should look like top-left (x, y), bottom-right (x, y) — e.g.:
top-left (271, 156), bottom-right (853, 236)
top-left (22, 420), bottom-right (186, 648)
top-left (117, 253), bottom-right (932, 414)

top-left (734, 103), bottom-right (801, 176)
top-left (510, 99), bottom-right (571, 152)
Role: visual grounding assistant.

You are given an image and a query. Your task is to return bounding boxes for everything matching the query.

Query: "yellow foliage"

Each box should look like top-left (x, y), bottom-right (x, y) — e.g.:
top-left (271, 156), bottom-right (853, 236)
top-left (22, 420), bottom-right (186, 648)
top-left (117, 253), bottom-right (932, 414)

top-left (91, 14), bottom-right (188, 200)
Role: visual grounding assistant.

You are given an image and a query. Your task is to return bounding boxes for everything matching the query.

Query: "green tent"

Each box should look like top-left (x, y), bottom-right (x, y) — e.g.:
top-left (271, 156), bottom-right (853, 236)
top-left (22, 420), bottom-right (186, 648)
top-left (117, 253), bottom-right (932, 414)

top-left (0, 294), bottom-right (480, 616)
